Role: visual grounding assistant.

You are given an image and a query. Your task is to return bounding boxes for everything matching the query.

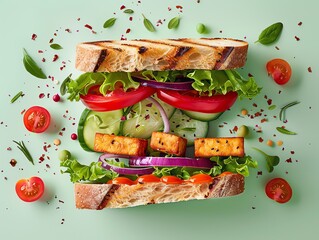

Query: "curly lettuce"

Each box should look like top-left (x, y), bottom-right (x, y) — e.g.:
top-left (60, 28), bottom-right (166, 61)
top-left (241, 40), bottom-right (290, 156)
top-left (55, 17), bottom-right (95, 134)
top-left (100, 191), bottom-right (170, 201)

top-left (64, 69), bottom-right (260, 101)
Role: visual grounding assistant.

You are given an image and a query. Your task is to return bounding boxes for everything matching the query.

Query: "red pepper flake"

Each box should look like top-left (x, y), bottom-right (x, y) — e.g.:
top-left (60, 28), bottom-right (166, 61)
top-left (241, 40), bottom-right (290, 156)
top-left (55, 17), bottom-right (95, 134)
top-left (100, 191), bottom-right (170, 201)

top-left (84, 24), bottom-right (92, 30)
top-left (176, 5), bottom-right (183, 9)
top-left (77, 17), bottom-right (81, 21)
top-left (129, 16), bottom-right (133, 21)
top-left (145, 114), bottom-right (150, 120)
top-left (308, 67), bottom-right (312, 73)
top-left (65, 28), bottom-right (71, 33)
top-left (120, 35), bottom-right (127, 40)
top-left (146, 103), bottom-right (153, 107)
top-left (42, 58), bottom-right (46, 62)
top-left (261, 118), bottom-right (267, 123)
top-left (267, 99), bottom-right (272, 105)
top-left (248, 73), bottom-right (253, 77)
top-left (39, 93), bottom-right (45, 99)
top-left (46, 164), bottom-right (50, 168)
top-left (126, 28), bottom-right (131, 34)
top-left (38, 50), bottom-right (43, 54)
top-left (31, 34), bottom-right (37, 40)
top-left (53, 54), bottom-right (59, 62)
top-left (10, 159), bottom-right (17, 167)
top-left (286, 158), bottom-right (292, 163)
top-left (298, 21), bottom-right (303, 26)
top-left (39, 154), bottom-right (45, 162)
top-left (49, 38), bottom-right (54, 43)
top-left (275, 46), bottom-right (280, 50)
top-left (290, 150), bottom-right (295, 154)
top-left (233, 126), bottom-right (238, 132)
top-left (120, 5), bottom-right (126, 10)
top-left (295, 36), bottom-right (300, 41)
top-left (257, 171), bottom-right (262, 176)
top-left (253, 103), bottom-right (257, 107)
top-left (168, 6), bottom-right (172, 11)
top-left (258, 137), bottom-right (264, 143)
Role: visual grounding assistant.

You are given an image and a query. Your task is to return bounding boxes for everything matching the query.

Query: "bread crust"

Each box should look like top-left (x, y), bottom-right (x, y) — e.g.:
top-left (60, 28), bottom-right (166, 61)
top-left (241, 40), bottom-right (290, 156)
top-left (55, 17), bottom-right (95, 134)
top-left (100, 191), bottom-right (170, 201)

top-left (75, 38), bottom-right (248, 72)
top-left (74, 173), bottom-right (244, 209)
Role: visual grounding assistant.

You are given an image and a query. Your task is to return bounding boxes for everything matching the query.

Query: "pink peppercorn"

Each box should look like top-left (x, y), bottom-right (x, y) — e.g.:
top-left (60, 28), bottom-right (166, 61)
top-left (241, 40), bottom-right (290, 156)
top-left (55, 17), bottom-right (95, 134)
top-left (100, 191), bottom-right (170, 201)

top-left (53, 94), bottom-right (60, 102)
top-left (71, 133), bottom-right (78, 140)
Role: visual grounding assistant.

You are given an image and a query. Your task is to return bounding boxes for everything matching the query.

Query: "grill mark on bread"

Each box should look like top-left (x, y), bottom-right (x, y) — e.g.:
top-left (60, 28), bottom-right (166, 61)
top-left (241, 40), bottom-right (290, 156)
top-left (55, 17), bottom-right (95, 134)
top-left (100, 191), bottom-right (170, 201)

top-left (97, 184), bottom-right (119, 210)
top-left (93, 50), bottom-right (108, 72)
top-left (175, 46), bottom-right (191, 57)
top-left (215, 47), bottom-right (234, 70)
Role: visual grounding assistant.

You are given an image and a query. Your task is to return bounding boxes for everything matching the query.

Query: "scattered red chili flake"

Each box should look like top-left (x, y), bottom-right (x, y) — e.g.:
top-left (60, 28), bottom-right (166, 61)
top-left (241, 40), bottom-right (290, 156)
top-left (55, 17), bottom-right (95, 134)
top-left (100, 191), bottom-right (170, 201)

top-left (49, 38), bottom-right (54, 43)
top-left (129, 16), bottom-right (133, 21)
top-left (77, 17), bottom-right (81, 21)
top-left (168, 6), bottom-right (172, 11)
top-left (145, 114), bottom-right (150, 120)
top-left (176, 5), bottom-right (183, 9)
top-left (126, 28), bottom-right (131, 34)
top-left (267, 99), bottom-right (272, 105)
top-left (120, 5), bottom-right (126, 10)
top-left (248, 73), bottom-right (253, 77)
top-left (38, 50), bottom-right (43, 53)
top-left (53, 54), bottom-right (59, 62)
top-left (253, 103), bottom-right (257, 107)
top-left (7, 147), bottom-right (12, 151)
top-left (31, 34), bottom-right (37, 40)
top-left (258, 137), bottom-right (264, 143)
top-left (39, 93), bottom-right (45, 99)
top-left (308, 67), bottom-right (312, 73)
top-left (298, 21), bottom-right (302, 26)
top-left (257, 171), bottom-right (262, 175)
top-left (39, 154), bottom-right (45, 162)
top-left (84, 24), bottom-right (93, 30)
top-left (295, 36), bottom-right (300, 41)
top-left (42, 58), bottom-right (46, 62)
top-left (290, 151), bottom-right (295, 154)
top-left (65, 28), bottom-right (71, 33)
top-left (261, 118), bottom-right (267, 123)
top-left (286, 158), bottom-right (292, 163)
top-left (275, 46), bottom-right (280, 50)
top-left (61, 219), bottom-right (65, 225)
top-left (232, 126), bottom-right (238, 132)
top-left (10, 159), bottom-right (17, 167)
top-left (71, 133), bottom-right (78, 140)
top-left (146, 103), bottom-right (153, 107)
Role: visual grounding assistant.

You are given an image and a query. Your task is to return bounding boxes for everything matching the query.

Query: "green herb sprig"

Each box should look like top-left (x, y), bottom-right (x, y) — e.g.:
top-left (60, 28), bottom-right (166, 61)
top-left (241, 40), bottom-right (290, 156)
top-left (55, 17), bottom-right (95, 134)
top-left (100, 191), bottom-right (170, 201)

top-left (10, 91), bottom-right (23, 103)
top-left (255, 22), bottom-right (283, 45)
top-left (253, 147), bottom-right (280, 173)
top-left (23, 48), bottom-right (47, 79)
top-left (142, 14), bottom-right (155, 32)
top-left (13, 140), bottom-right (34, 165)
top-left (276, 127), bottom-right (297, 135)
top-left (123, 9), bottom-right (134, 14)
top-left (50, 43), bottom-right (63, 50)
top-left (103, 17), bottom-right (117, 28)
top-left (168, 16), bottom-right (180, 29)
top-left (279, 101), bottom-right (300, 121)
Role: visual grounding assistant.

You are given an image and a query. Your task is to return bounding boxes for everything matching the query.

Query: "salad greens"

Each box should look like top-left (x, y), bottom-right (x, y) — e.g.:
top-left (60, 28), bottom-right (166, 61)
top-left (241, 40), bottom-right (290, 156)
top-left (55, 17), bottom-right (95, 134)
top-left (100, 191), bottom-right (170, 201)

top-left (253, 148), bottom-right (280, 173)
top-left (65, 69), bottom-right (261, 101)
top-left (22, 48), bottom-right (47, 79)
top-left (255, 22), bottom-right (283, 45)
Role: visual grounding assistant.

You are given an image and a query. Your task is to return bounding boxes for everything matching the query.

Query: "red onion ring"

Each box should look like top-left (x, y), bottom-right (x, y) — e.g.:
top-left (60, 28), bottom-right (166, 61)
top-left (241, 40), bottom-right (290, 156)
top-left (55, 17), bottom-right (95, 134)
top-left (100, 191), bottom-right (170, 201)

top-left (99, 158), bottom-right (154, 175)
top-left (133, 77), bottom-right (194, 91)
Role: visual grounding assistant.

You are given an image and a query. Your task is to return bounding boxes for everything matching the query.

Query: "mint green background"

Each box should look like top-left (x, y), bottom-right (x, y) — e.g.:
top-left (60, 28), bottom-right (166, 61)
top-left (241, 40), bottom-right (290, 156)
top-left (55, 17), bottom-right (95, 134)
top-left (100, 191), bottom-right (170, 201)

top-left (0, 0), bottom-right (318, 239)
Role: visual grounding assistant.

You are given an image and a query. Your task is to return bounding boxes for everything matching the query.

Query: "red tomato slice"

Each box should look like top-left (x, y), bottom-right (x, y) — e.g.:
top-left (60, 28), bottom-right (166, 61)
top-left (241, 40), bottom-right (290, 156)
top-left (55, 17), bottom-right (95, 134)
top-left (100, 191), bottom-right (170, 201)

top-left (265, 178), bottom-right (292, 203)
top-left (109, 177), bottom-right (135, 185)
top-left (160, 176), bottom-right (183, 184)
top-left (80, 86), bottom-right (156, 111)
top-left (266, 58), bottom-right (292, 85)
top-left (137, 174), bottom-right (160, 184)
top-left (15, 177), bottom-right (45, 202)
top-left (157, 90), bottom-right (238, 113)
top-left (187, 174), bottom-right (213, 184)
top-left (23, 106), bottom-right (51, 133)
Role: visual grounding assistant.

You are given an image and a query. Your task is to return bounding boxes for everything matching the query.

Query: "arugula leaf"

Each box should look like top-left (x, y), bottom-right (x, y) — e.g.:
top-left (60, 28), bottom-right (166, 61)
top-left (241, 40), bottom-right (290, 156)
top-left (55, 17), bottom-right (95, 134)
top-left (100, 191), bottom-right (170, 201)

top-left (60, 158), bottom-right (118, 183)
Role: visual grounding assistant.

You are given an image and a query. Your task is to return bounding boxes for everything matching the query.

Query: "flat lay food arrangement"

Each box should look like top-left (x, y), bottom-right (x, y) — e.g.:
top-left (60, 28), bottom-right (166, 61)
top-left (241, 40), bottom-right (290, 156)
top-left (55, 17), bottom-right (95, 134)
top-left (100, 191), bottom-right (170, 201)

top-left (1, 0), bottom-right (318, 239)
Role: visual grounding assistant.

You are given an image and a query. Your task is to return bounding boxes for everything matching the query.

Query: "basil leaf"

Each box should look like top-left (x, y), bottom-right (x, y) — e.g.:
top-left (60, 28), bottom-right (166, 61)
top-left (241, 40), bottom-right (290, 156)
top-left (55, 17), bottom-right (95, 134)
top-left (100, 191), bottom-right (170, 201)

top-left (276, 127), bottom-right (297, 135)
top-left (60, 74), bottom-right (72, 96)
top-left (142, 14), bottom-right (155, 32)
top-left (103, 17), bottom-right (117, 28)
top-left (124, 9), bottom-right (134, 14)
top-left (168, 16), bottom-right (180, 29)
top-left (50, 43), bottom-right (63, 50)
top-left (255, 22), bottom-right (283, 45)
top-left (22, 48), bottom-right (47, 79)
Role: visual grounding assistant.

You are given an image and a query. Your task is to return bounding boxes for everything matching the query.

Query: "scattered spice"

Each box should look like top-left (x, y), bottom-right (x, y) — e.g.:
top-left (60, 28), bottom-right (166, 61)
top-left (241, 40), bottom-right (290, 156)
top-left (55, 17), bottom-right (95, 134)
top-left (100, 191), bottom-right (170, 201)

top-left (241, 109), bottom-right (248, 116)
top-left (266, 140), bottom-right (273, 147)
top-left (295, 36), bottom-right (300, 41)
top-left (53, 139), bottom-right (61, 146)
top-left (10, 159), bottom-right (17, 167)
top-left (277, 140), bottom-right (283, 146)
top-left (308, 67), bottom-right (312, 73)
top-left (31, 34), bottom-right (37, 40)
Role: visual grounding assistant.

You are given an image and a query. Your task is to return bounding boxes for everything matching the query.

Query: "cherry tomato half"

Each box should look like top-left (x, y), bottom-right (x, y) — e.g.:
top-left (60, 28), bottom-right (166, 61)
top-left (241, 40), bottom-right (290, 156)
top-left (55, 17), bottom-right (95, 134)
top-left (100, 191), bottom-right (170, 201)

top-left (109, 177), bottom-right (135, 185)
top-left (157, 90), bottom-right (238, 113)
top-left (265, 178), bottom-right (292, 204)
top-left (266, 58), bottom-right (292, 85)
top-left (23, 106), bottom-right (51, 133)
top-left (137, 174), bottom-right (160, 184)
top-left (160, 176), bottom-right (183, 184)
top-left (15, 176), bottom-right (45, 202)
top-left (80, 86), bottom-right (156, 111)
top-left (187, 174), bottom-right (213, 184)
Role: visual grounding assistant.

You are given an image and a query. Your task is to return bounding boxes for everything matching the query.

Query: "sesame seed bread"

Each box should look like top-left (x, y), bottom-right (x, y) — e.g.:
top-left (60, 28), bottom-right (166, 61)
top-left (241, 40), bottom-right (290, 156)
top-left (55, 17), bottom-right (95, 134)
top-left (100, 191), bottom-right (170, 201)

top-left (75, 38), bottom-right (248, 72)
top-left (74, 173), bottom-right (244, 209)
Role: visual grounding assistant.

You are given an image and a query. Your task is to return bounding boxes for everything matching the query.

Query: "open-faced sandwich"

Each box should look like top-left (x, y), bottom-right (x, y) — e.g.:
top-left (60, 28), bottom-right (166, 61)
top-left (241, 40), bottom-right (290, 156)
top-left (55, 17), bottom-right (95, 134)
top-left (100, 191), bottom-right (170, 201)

top-left (60, 38), bottom-right (260, 209)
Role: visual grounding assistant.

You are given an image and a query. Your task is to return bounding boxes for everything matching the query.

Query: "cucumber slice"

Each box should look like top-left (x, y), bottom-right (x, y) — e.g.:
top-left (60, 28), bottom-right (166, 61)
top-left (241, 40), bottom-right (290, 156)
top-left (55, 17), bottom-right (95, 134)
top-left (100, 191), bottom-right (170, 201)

top-left (77, 109), bottom-right (123, 151)
top-left (122, 96), bottom-right (175, 138)
top-left (182, 110), bottom-right (224, 122)
top-left (170, 109), bottom-right (209, 146)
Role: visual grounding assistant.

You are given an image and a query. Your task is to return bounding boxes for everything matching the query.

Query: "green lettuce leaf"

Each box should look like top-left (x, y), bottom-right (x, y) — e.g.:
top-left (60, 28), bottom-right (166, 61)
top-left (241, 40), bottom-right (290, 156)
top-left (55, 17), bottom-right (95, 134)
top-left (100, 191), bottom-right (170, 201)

top-left (153, 155), bottom-right (257, 180)
top-left (60, 158), bottom-right (118, 183)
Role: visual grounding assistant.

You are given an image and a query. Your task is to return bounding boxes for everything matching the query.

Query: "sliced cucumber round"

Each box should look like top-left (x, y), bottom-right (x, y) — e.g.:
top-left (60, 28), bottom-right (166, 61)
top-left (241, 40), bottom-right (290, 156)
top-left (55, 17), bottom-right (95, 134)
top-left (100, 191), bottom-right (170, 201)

top-left (170, 109), bottom-right (209, 146)
top-left (182, 110), bottom-right (224, 122)
top-left (122, 96), bottom-right (175, 139)
top-left (77, 108), bottom-right (123, 151)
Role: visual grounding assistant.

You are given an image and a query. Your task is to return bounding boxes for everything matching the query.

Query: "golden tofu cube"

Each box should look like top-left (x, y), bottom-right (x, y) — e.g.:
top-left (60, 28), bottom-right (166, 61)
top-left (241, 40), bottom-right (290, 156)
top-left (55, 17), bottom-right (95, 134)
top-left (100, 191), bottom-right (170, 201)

top-left (150, 132), bottom-right (187, 156)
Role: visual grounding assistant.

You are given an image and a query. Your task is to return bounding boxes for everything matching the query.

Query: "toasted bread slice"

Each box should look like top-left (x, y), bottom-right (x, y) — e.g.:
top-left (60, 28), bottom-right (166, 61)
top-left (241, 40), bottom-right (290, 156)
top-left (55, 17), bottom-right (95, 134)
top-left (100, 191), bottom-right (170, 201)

top-left (75, 38), bottom-right (248, 72)
top-left (74, 173), bottom-right (244, 209)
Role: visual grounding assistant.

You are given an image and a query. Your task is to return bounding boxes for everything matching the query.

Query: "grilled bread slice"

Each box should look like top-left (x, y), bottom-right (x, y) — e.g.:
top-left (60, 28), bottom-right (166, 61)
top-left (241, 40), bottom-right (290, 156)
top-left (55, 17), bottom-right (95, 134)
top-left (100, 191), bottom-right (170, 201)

top-left (75, 38), bottom-right (248, 72)
top-left (74, 172), bottom-right (244, 209)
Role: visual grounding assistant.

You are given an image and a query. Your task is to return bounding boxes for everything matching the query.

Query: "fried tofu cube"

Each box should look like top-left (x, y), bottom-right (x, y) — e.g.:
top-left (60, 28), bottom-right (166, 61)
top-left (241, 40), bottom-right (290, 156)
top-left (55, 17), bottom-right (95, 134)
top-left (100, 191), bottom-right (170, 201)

top-left (94, 133), bottom-right (148, 156)
top-left (150, 132), bottom-right (187, 156)
top-left (194, 137), bottom-right (244, 157)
